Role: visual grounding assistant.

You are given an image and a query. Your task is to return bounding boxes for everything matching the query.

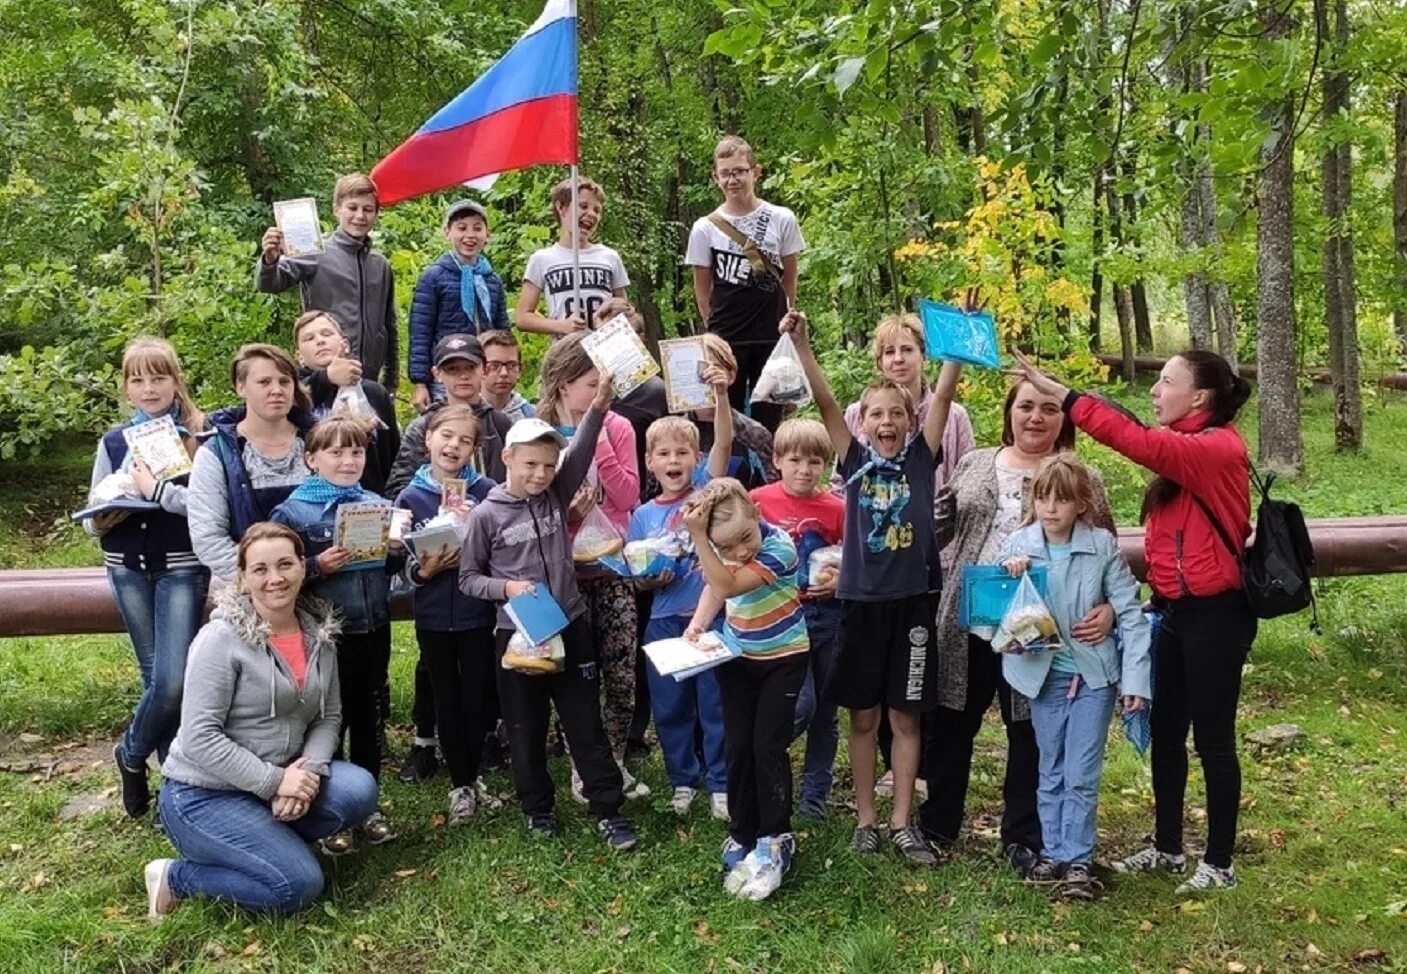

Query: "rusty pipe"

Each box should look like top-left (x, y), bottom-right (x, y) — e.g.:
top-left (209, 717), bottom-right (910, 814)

top-left (1095, 353), bottom-right (1407, 392)
top-left (3, 516), bottom-right (1407, 637)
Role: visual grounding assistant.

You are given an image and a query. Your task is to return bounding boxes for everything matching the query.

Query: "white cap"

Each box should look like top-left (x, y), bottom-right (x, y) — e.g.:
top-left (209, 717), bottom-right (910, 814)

top-left (504, 418), bottom-right (568, 450)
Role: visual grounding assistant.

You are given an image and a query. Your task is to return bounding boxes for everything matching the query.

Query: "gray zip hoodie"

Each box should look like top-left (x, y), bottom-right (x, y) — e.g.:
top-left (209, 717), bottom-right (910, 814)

top-left (459, 406), bottom-right (604, 630)
top-left (161, 589), bottom-right (343, 800)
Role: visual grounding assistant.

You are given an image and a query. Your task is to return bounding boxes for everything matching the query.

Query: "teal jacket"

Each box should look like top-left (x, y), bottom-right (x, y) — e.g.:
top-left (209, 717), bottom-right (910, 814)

top-left (996, 520), bottom-right (1152, 702)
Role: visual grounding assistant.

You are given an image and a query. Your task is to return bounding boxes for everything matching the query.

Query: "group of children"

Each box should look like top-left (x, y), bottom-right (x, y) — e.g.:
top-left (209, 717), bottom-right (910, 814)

top-left (91, 134), bottom-right (1153, 905)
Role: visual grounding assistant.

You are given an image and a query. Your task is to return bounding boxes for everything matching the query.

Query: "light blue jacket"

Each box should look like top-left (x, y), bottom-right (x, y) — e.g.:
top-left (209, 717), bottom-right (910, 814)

top-left (996, 520), bottom-right (1152, 702)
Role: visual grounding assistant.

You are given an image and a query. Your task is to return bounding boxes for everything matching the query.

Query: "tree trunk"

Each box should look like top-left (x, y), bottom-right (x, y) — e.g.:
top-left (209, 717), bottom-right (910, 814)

top-left (1319, 0), bottom-right (1361, 449)
top-left (1120, 155), bottom-right (1155, 351)
top-left (1180, 178), bottom-right (1214, 350)
top-left (1105, 169), bottom-right (1136, 379)
top-left (1255, 0), bottom-right (1303, 474)
top-left (1394, 88), bottom-right (1407, 349)
top-left (1089, 169), bottom-right (1105, 353)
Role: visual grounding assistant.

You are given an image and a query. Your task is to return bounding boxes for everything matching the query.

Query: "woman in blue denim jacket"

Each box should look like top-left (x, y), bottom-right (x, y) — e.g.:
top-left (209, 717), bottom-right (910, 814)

top-left (271, 417), bottom-right (404, 851)
top-left (997, 454), bottom-right (1152, 899)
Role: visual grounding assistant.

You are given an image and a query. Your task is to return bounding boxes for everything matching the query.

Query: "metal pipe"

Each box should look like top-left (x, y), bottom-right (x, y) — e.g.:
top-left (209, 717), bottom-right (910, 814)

top-left (5, 516), bottom-right (1407, 638)
top-left (1095, 353), bottom-right (1407, 391)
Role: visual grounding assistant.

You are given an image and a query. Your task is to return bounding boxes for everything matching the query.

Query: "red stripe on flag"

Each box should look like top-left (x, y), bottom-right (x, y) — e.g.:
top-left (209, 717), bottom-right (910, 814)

top-left (371, 94), bottom-right (578, 205)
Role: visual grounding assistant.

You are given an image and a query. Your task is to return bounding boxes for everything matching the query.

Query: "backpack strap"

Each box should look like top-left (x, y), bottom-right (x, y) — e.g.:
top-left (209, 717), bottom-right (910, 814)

top-left (1190, 492), bottom-right (1243, 564)
top-left (707, 211), bottom-right (783, 282)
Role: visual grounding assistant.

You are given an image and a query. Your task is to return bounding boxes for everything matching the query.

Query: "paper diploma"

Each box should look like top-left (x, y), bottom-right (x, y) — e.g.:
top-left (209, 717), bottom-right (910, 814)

top-left (581, 314), bottom-right (660, 397)
top-left (273, 198), bottom-right (325, 257)
top-left (659, 337), bottom-right (715, 413)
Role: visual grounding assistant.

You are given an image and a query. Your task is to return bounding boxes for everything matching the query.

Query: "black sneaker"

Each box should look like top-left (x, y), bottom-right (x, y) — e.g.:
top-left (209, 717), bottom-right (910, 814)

top-left (525, 813), bottom-right (558, 838)
top-left (1004, 843), bottom-right (1040, 879)
top-left (114, 744), bottom-right (151, 818)
top-left (1025, 857), bottom-right (1065, 885)
top-left (598, 816), bottom-right (639, 852)
top-left (397, 744), bottom-right (439, 784)
top-left (889, 825), bottom-right (940, 866)
top-left (1060, 863), bottom-right (1098, 900)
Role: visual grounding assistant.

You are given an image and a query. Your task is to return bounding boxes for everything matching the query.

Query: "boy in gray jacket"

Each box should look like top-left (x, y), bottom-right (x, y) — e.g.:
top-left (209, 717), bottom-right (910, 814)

top-left (258, 173), bottom-right (399, 392)
top-left (459, 379), bottom-right (639, 852)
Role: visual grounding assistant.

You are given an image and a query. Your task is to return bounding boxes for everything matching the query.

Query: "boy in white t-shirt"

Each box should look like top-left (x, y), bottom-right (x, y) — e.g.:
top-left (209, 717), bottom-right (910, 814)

top-left (517, 177), bottom-right (630, 336)
top-left (685, 135), bottom-right (805, 433)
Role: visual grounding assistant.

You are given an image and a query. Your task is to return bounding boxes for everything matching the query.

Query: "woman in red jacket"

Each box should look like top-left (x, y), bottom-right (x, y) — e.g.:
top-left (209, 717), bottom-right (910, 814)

top-left (1015, 349), bottom-right (1254, 895)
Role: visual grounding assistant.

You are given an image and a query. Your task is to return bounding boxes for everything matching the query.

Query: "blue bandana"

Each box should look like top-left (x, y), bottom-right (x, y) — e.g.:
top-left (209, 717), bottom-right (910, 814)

top-left (129, 405), bottom-right (190, 438)
top-left (410, 463), bottom-right (481, 495)
top-left (286, 476), bottom-right (367, 511)
top-left (844, 433), bottom-right (915, 487)
top-left (458, 254), bottom-right (494, 331)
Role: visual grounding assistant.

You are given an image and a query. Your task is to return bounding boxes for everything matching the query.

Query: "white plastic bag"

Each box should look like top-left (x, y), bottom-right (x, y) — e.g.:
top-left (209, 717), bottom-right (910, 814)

top-left (572, 504), bottom-right (624, 564)
top-left (332, 383), bottom-right (385, 431)
top-left (750, 333), bottom-right (812, 407)
top-left (991, 573), bottom-right (1061, 655)
top-left (807, 544), bottom-right (843, 588)
top-left (501, 631), bottom-right (565, 675)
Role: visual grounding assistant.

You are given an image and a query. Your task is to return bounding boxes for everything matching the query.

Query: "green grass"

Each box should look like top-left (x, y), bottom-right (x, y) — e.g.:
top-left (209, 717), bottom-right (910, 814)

top-left (2, 389), bottom-right (1407, 972)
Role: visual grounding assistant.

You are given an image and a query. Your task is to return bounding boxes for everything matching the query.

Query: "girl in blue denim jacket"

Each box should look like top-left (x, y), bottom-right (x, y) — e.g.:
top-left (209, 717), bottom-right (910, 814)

top-left (997, 454), bottom-right (1151, 899)
top-left (271, 417), bottom-right (403, 850)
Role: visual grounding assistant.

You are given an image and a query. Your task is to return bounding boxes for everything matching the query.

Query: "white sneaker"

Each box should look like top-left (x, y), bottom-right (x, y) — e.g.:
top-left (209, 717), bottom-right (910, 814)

top-left (723, 851), bottom-right (756, 896)
top-left (1176, 860), bottom-right (1238, 894)
top-left (710, 792), bottom-right (729, 821)
top-left (875, 770), bottom-right (895, 797)
top-left (670, 786), bottom-right (697, 815)
top-left (1111, 845), bottom-right (1187, 874)
top-left (447, 785), bottom-right (477, 826)
top-left (619, 761), bottom-right (651, 800)
top-left (144, 858), bottom-right (176, 920)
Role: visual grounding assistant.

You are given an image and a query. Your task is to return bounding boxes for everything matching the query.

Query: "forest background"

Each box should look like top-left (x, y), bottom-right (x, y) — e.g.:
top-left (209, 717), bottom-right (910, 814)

top-left (5, 0), bottom-right (1407, 473)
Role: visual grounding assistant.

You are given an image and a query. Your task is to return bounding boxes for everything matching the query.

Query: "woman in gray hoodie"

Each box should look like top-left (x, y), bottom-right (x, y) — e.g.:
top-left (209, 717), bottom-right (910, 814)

top-left (144, 523), bottom-right (378, 918)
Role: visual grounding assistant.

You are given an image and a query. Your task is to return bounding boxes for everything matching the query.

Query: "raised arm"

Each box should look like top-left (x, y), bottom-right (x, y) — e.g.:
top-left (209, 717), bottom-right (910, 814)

top-left (553, 379), bottom-right (612, 503)
top-left (924, 361), bottom-right (962, 457)
top-left (782, 310), bottom-right (851, 459)
top-left (704, 365), bottom-right (734, 478)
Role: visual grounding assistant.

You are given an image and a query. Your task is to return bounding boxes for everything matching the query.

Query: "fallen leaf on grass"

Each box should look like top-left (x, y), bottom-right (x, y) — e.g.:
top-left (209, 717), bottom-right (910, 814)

top-left (1226, 964), bottom-right (1247, 973)
top-left (608, 895), bottom-right (624, 916)
top-left (1177, 899), bottom-right (1206, 915)
top-left (1138, 920), bottom-right (1154, 932)
top-left (242, 941), bottom-right (261, 957)
top-left (692, 920), bottom-right (720, 945)
top-left (929, 962), bottom-right (947, 974)
top-left (393, 868), bottom-right (416, 879)
top-left (616, 925), bottom-right (630, 940)
top-left (1352, 948), bottom-right (1388, 965)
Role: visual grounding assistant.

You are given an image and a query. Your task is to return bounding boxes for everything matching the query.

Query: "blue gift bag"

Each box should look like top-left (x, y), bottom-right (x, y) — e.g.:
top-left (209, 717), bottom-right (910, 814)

top-left (918, 299), bottom-right (1001, 369)
top-left (959, 564), bottom-right (1050, 630)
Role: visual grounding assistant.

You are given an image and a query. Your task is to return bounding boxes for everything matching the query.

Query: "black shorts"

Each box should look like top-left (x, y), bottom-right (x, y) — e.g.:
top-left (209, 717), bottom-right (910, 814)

top-left (826, 594), bottom-right (939, 714)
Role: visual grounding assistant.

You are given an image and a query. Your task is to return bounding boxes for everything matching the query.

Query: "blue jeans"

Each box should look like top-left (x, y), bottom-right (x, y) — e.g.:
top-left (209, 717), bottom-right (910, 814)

top-left (1029, 673), bottom-right (1116, 866)
top-left (107, 564), bottom-right (210, 766)
top-left (159, 761), bottom-right (379, 914)
top-left (791, 599), bottom-right (843, 805)
top-left (644, 615), bottom-right (727, 793)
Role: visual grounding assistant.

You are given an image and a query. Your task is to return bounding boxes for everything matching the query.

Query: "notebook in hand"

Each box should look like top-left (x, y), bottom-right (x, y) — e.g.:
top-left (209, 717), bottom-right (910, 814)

top-left (505, 586), bottom-right (570, 646)
top-left (918, 299), bottom-right (1000, 369)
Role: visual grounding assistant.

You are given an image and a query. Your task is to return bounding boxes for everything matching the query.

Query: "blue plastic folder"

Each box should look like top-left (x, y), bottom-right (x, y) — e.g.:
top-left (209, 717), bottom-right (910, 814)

top-left (918, 299), bottom-right (1001, 369)
top-left (958, 565), bottom-right (1051, 631)
top-left (505, 586), bottom-right (569, 646)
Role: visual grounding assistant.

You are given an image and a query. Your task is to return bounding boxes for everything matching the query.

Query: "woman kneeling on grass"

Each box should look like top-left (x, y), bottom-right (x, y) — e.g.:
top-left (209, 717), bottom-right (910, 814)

top-left (145, 522), bottom-right (378, 918)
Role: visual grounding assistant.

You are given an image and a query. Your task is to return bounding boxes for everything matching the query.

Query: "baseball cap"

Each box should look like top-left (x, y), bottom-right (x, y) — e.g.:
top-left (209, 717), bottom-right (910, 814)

top-left (504, 418), bottom-right (568, 450)
top-left (444, 198), bottom-right (489, 227)
top-left (432, 334), bottom-right (484, 367)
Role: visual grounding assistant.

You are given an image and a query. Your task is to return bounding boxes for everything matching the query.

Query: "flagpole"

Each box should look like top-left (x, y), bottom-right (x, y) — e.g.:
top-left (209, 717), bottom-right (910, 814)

top-left (570, 164), bottom-right (583, 324)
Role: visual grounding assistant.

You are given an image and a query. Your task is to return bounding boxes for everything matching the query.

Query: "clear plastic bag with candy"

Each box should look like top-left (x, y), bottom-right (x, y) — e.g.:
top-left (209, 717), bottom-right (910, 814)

top-left (571, 504), bottom-right (624, 565)
top-left (806, 544), bottom-right (842, 589)
top-left (991, 573), bottom-right (1062, 655)
top-left (332, 383), bottom-right (385, 431)
top-left (750, 333), bottom-right (812, 407)
top-left (501, 630), bottom-right (566, 675)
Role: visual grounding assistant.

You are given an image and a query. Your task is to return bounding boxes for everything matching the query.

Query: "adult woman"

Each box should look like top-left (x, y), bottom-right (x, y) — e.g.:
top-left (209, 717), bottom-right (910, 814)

top-left (919, 379), bottom-right (1116, 874)
top-left (1015, 349), bottom-right (1255, 894)
top-left (145, 523), bottom-right (378, 917)
top-left (188, 344), bottom-right (316, 582)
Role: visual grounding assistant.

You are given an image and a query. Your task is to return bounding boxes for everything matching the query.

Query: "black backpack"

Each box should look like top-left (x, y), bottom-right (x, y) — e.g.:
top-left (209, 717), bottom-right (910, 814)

top-left (1193, 467), bottom-right (1318, 630)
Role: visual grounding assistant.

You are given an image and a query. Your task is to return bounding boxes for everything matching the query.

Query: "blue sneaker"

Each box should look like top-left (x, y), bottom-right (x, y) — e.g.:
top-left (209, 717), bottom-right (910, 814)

top-left (721, 836), bottom-right (751, 874)
top-left (738, 833), bottom-right (796, 901)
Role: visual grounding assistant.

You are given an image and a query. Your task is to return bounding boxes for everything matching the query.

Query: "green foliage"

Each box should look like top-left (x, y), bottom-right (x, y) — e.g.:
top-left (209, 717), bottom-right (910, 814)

top-left (0, 346), bottom-right (116, 459)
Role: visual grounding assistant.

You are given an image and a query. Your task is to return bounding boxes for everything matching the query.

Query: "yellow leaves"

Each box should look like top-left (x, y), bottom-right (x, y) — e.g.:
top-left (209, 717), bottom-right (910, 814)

top-left (1043, 278), bottom-right (1089, 315)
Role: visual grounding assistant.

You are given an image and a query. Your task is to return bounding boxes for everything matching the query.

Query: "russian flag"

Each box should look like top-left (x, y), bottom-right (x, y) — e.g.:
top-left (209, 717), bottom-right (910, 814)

top-left (371, 0), bottom-right (577, 205)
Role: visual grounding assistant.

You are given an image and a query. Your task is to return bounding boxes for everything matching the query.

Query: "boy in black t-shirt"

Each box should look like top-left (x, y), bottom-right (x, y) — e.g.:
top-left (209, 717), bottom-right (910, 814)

top-left (685, 136), bottom-right (805, 433)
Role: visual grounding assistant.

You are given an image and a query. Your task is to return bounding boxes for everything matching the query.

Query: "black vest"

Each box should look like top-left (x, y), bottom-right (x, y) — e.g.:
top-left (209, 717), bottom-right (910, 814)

top-left (98, 427), bottom-right (195, 571)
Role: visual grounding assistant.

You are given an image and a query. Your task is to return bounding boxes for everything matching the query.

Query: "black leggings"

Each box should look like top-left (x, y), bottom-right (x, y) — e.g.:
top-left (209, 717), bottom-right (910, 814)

top-left (726, 340), bottom-right (783, 433)
top-left (337, 625), bottom-right (392, 782)
top-left (918, 635), bottom-right (1041, 851)
top-left (716, 654), bottom-right (808, 845)
top-left (416, 628), bottom-right (496, 788)
top-left (1152, 592), bottom-right (1257, 868)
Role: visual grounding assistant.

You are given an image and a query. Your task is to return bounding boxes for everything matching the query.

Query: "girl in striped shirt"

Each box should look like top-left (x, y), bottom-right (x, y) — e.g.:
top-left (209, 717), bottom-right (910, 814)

top-left (683, 478), bottom-right (808, 901)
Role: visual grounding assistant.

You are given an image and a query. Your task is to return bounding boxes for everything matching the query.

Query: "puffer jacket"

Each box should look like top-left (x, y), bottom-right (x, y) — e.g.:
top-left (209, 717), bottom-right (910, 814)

top-left (408, 253), bottom-right (509, 383)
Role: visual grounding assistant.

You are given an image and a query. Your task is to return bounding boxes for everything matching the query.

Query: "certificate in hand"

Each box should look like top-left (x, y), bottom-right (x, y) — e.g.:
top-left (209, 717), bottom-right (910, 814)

top-left (333, 502), bottom-right (391, 570)
top-left (581, 314), bottom-right (660, 398)
top-left (273, 197), bottom-right (325, 257)
top-left (659, 337), bottom-right (715, 413)
top-left (122, 416), bottom-right (192, 481)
